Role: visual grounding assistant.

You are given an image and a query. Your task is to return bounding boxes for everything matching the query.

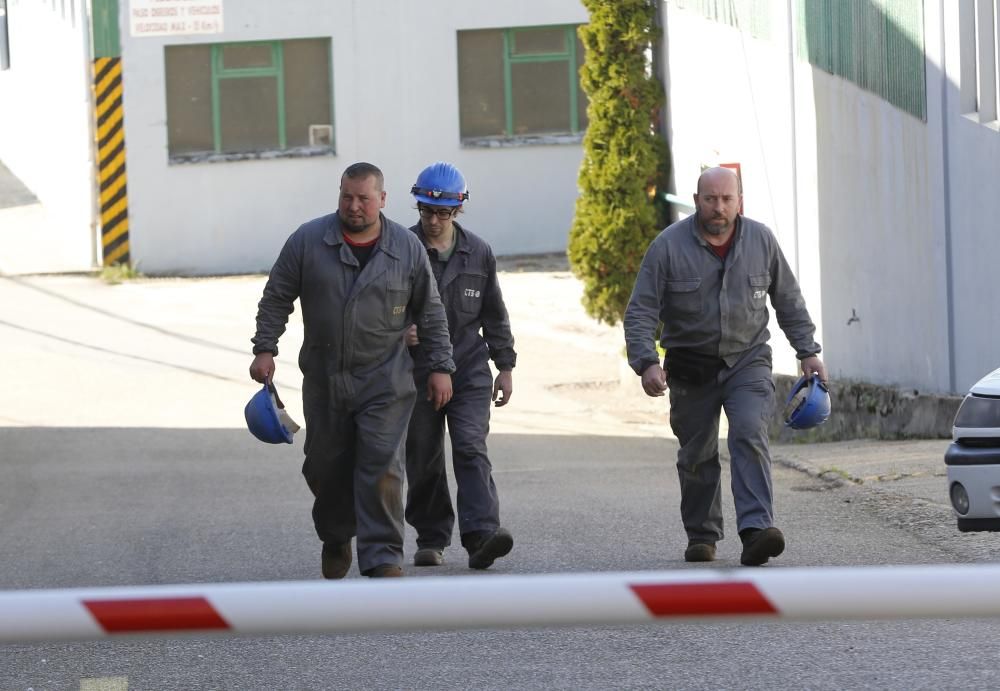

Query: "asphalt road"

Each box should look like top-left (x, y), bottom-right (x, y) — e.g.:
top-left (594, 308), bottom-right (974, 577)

top-left (2, 269), bottom-right (999, 690)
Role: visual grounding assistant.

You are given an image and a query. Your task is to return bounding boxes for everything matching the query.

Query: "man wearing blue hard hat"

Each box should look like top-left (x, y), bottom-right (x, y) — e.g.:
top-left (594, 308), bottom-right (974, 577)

top-left (250, 162), bottom-right (455, 579)
top-left (624, 166), bottom-right (828, 567)
top-left (403, 162), bottom-right (517, 570)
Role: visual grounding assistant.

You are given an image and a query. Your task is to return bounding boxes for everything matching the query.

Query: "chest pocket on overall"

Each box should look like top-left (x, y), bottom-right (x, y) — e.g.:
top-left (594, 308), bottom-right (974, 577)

top-left (748, 273), bottom-right (770, 311)
top-left (386, 281), bottom-right (410, 328)
top-left (666, 278), bottom-right (701, 316)
top-left (456, 272), bottom-right (486, 313)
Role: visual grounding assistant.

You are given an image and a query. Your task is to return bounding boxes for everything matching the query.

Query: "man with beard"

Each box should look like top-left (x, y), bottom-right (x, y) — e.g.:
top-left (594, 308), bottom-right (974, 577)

top-left (250, 162), bottom-right (454, 579)
top-left (623, 166), bottom-right (827, 567)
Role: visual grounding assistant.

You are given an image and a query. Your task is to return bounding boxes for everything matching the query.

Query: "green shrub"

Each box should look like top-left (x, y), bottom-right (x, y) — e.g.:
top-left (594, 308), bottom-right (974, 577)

top-left (569, 0), bottom-right (670, 325)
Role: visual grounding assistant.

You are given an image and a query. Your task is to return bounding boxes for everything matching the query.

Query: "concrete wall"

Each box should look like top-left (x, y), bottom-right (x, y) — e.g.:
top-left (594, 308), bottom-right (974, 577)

top-left (0, 0), bottom-right (96, 274)
top-left (810, 7), bottom-right (951, 396)
top-left (120, 0), bottom-right (588, 275)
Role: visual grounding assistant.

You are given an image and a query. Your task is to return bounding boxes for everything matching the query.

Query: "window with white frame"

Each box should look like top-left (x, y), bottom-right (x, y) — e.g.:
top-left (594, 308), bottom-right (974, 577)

top-left (457, 25), bottom-right (587, 143)
top-left (165, 38), bottom-right (334, 162)
top-left (959, 0), bottom-right (999, 124)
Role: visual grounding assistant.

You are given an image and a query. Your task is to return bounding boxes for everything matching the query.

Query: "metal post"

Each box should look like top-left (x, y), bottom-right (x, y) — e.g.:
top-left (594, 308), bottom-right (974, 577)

top-left (0, 0), bottom-right (10, 71)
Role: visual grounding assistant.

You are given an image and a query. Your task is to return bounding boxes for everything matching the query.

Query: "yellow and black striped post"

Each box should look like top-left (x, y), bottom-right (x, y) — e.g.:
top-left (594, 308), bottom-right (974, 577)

top-left (90, 0), bottom-right (130, 267)
top-left (93, 56), bottom-right (130, 267)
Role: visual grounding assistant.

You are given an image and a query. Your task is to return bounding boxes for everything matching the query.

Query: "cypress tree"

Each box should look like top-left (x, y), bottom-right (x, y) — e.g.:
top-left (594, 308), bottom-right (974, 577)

top-left (569, 0), bottom-right (669, 325)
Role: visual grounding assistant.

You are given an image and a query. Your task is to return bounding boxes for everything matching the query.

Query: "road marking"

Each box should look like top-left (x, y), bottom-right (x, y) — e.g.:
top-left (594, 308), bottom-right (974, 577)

top-left (80, 677), bottom-right (128, 691)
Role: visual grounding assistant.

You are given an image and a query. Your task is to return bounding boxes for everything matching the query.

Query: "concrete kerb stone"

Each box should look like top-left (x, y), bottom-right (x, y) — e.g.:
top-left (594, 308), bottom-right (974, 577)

top-left (769, 374), bottom-right (962, 443)
top-left (614, 359), bottom-right (960, 444)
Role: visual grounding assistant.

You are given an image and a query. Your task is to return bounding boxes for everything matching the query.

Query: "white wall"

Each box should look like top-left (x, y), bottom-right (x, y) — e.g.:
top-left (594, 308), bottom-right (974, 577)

top-left (0, 0), bottom-right (96, 274)
top-left (120, 0), bottom-right (588, 275)
top-left (941, 1), bottom-right (1000, 393)
top-left (809, 69), bottom-right (950, 393)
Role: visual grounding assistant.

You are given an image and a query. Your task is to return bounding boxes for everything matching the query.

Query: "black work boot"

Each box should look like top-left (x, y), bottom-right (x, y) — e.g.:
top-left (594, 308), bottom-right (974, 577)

top-left (321, 541), bottom-right (352, 579)
top-left (464, 528), bottom-right (513, 570)
top-left (739, 527), bottom-right (785, 566)
top-left (684, 541), bottom-right (717, 562)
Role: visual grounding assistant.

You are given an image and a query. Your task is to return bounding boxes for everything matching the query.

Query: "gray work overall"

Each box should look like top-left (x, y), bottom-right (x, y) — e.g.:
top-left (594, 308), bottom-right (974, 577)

top-left (253, 213), bottom-right (454, 572)
top-left (623, 214), bottom-right (821, 543)
top-left (404, 223), bottom-right (516, 549)
top-left (668, 343), bottom-right (775, 542)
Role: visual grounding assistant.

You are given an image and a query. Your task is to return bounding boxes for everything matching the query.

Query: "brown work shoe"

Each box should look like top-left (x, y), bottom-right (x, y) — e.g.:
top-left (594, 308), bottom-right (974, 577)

top-left (739, 527), bottom-right (785, 566)
top-left (413, 547), bottom-right (445, 566)
top-left (684, 541), bottom-right (717, 562)
top-left (364, 564), bottom-right (404, 578)
top-left (321, 541), bottom-right (352, 579)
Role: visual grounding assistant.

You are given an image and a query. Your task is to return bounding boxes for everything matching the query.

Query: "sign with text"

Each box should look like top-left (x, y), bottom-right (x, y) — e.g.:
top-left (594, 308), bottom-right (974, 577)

top-left (130, 0), bottom-right (223, 37)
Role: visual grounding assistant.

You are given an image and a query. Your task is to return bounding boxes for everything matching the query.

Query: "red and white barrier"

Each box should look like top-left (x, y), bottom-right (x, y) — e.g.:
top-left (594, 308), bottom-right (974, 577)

top-left (3, 564), bottom-right (1000, 643)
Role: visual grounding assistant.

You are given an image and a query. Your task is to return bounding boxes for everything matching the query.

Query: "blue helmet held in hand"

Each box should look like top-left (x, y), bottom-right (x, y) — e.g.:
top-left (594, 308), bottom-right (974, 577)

top-left (784, 373), bottom-right (831, 430)
top-left (245, 381), bottom-right (297, 444)
top-left (411, 162), bottom-right (469, 207)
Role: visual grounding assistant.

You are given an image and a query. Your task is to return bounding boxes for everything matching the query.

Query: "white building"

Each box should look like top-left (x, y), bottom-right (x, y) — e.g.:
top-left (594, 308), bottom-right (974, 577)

top-left (0, 0), bottom-right (589, 275)
top-left (659, 0), bottom-right (1000, 395)
top-left (3, 0), bottom-right (997, 395)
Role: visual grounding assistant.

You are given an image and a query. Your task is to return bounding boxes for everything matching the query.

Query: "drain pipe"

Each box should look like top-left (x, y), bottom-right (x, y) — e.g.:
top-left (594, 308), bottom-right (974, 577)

top-left (786, 0), bottom-right (801, 277)
top-left (0, 0), bottom-right (9, 71)
top-left (82, 0), bottom-right (101, 270)
top-left (939, 0), bottom-right (957, 393)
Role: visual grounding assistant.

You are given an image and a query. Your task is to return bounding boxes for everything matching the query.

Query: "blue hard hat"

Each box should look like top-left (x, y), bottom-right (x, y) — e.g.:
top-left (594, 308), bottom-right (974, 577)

top-left (784, 373), bottom-right (831, 430)
top-left (411, 162), bottom-right (469, 207)
top-left (245, 381), bottom-right (294, 444)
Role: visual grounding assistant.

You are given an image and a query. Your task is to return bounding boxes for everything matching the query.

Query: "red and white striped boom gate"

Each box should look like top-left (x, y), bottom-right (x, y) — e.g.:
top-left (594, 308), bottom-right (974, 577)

top-left (4, 564), bottom-right (1000, 643)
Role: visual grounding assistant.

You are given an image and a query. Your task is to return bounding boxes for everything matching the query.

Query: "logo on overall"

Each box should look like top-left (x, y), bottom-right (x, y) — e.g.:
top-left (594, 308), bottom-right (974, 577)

top-left (752, 289), bottom-right (766, 300)
top-left (392, 305), bottom-right (405, 315)
top-left (464, 289), bottom-right (481, 298)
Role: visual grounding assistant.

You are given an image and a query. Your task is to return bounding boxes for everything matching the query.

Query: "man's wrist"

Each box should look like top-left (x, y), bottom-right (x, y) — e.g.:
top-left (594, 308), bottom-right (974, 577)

top-left (639, 360), bottom-right (660, 375)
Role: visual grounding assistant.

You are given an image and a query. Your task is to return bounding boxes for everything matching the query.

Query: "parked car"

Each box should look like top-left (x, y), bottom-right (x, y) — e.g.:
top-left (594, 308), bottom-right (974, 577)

top-left (946, 367), bottom-right (1000, 531)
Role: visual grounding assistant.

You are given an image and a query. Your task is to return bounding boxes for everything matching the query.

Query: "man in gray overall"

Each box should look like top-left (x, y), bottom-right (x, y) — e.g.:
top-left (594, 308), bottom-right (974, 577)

top-left (624, 166), bottom-right (827, 566)
top-left (249, 162), bottom-right (455, 579)
top-left (403, 162), bottom-right (516, 570)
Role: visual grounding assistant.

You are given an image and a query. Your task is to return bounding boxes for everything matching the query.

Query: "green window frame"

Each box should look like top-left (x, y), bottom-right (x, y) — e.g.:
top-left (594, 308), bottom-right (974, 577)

top-left (458, 25), bottom-right (587, 141)
top-left (211, 42), bottom-right (286, 151)
top-left (502, 26), bottom-right (582, 136)
top-left (165, 37), bottom-right (335, 161)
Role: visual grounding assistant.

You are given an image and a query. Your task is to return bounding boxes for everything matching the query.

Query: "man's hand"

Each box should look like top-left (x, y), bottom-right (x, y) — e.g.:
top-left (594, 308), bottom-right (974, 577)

top-left (427, 372), bottom-right (453, 411)
top-left (250, 352), bottom-right (275, 383)
top-left (404, 324), bottom-right (419, 347)
top-left (800, 355), bottom-right (828, 385)
top-left (492, 370), bottom-right (513, 407)
top-left (641, 363), bottom-right (668, 397)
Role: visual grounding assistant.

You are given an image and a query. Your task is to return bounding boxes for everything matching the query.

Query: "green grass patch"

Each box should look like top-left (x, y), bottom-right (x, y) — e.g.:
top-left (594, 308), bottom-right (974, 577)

top-left (99, 263), bottom-right (144, 285)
